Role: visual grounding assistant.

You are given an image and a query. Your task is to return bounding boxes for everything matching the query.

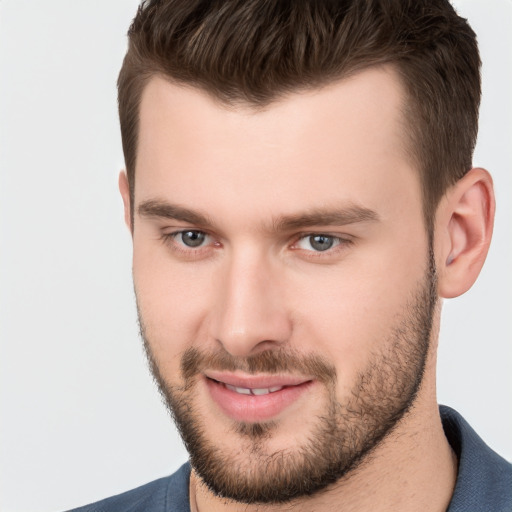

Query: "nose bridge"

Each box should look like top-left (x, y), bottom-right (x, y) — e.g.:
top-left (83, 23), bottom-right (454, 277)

top-left (212, 243), bottom-right (290, 356)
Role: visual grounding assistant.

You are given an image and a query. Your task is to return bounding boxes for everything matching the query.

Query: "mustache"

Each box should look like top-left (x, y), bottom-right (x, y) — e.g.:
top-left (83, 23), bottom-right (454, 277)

top-left (180, 347), bottom-right (337, 386)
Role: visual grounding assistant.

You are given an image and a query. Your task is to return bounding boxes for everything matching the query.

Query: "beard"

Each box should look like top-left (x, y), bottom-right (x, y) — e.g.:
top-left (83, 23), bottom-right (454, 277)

top-left (138, 248), bottom-right (437, 505)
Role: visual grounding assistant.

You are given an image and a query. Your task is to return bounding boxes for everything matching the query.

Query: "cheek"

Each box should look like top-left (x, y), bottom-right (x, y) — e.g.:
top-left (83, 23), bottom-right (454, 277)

top-left (132, 242), bottom-right (213, 373)
top-left (290, 240), bottom-right (428, 389)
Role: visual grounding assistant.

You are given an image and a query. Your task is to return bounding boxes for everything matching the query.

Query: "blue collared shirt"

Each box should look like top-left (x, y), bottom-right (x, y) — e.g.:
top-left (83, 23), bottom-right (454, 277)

top-left (68, 405), bottom-right (512, 511)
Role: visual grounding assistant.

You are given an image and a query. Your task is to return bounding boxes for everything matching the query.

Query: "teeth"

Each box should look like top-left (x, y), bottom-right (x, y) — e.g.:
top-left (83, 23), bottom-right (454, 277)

top-left (251, 388), bottom-right (270, 395)
top-left (225, 384), bottom-right (251, 394)
top-left (225, 384), bottom-right (252, 395)
top-left (225, 384), bottom-right (284, 395)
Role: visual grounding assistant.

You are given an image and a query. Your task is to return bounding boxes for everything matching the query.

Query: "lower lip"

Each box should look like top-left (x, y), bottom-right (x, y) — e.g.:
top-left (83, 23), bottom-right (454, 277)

top-left (205, 378), bottom-right (313, 423)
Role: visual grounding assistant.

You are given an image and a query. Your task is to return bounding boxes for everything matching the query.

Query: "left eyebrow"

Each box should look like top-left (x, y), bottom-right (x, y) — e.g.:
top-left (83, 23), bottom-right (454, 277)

top-left (272, 206), bottom-right (380, 232)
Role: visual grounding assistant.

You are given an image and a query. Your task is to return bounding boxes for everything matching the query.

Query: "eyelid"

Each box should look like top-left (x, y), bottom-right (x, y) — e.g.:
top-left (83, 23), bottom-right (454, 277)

top-left (161, 228), bottom-right (219, 257)
top-left (290, 232), bottom-right (354, 254)
top-left (293, 231), bottom-right (351, 243)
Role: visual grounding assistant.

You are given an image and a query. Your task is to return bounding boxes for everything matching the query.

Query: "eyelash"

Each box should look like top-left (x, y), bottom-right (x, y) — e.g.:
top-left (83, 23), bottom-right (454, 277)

top-left (160, 230), bottom-right (353, 259)
top-left (290, 233), bottom-right (354, 260)
top-left (161, 230), bottom-right (218, 258)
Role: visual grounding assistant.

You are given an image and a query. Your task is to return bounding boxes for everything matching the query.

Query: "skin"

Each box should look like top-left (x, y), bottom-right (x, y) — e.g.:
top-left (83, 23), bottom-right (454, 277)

top-left (120, 66), bottom-right (495, 511)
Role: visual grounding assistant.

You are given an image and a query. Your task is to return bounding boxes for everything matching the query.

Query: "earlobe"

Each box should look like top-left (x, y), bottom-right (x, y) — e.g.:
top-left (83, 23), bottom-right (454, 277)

top-left (118, 170), bottom-right (133, 233)
top-left (436, 168), bottom-right (495, 298)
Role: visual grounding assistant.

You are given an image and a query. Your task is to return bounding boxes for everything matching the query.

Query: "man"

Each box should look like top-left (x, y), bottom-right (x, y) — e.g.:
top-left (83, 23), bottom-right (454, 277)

top-left (71, 0), bottom-right (511, 510)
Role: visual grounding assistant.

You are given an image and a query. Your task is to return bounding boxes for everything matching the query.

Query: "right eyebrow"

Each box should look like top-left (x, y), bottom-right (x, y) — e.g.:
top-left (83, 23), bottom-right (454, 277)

top-left (137, 200), bottom-right (214, 227)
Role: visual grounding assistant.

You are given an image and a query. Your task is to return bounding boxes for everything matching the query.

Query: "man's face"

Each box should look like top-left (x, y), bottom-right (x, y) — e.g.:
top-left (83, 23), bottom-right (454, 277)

top-left (130, 67), bottom-right (437, 503)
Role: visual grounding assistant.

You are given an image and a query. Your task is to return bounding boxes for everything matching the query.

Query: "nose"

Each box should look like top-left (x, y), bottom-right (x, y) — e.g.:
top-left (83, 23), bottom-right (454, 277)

top-left (210, 247), bottom-right (292, 357)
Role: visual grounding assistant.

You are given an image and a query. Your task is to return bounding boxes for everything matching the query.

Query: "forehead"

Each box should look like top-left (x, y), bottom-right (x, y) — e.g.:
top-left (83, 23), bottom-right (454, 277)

top-left (135, 66), bottom-right (420, 226)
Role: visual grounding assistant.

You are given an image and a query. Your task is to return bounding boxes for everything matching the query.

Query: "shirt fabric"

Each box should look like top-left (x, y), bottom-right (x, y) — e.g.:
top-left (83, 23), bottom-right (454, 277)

top-left (68, 405), bottom-right (512, 512)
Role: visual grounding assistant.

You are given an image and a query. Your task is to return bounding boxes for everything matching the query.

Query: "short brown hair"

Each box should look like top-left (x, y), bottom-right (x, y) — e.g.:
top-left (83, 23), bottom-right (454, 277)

top-left (118, 0), bottom-right (481, 226)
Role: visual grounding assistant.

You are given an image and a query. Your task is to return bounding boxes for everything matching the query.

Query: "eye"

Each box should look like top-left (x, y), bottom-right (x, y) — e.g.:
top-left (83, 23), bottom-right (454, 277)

top-left (295, 234), bottom-right (343, 252)
top-left (174, 230), bottom-right (210, 248)
top-left (161, 229), bottom-right (220, 259)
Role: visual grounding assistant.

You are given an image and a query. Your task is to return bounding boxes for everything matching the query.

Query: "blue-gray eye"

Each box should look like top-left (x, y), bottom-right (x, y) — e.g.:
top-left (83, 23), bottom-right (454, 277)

top-left (180, 231), bottom-right (206, 247)
top-left (308, 235), bottom-right (334, 251)
top-left (296, 234), bottom-right (341, 252)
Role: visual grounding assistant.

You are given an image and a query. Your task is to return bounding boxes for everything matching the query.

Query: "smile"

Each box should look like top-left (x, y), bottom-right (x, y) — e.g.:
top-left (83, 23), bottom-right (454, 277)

top-left (204, 372), bottom-right (314, 423)
top-left (224, 384), bottom-right (284, 395)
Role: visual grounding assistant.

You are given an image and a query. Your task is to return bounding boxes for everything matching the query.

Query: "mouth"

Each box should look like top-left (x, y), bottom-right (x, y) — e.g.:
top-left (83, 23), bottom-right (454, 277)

top-left (223, 383), bottom-right (285, 396)
top-left (204, 371), bottom-right (314, 423)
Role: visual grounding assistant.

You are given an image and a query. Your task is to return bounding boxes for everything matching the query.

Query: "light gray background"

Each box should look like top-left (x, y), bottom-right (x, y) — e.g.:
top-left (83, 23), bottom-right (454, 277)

top-left (0, 1), bottom-right (510, 511)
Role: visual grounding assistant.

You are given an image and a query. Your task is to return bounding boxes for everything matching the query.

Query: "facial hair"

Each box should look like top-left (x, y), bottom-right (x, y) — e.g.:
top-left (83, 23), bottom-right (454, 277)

top-left (138, 249), bottom-right (437, 504)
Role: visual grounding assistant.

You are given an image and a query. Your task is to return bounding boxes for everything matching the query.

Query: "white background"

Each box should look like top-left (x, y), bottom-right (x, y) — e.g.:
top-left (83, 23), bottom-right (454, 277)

top-left (0, 1), bottom-right (510, 511)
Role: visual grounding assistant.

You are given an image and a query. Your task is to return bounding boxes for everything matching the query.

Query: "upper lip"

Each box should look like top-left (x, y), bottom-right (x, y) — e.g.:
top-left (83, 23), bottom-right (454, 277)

top-left (204, 370), bottom-right (312, 389)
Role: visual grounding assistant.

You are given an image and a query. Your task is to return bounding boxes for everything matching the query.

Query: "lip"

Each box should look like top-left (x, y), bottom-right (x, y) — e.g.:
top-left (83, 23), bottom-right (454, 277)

top-left (204, 371), bottom-right (314, 423)
top-left (204, 370), bottom-right (311, 389)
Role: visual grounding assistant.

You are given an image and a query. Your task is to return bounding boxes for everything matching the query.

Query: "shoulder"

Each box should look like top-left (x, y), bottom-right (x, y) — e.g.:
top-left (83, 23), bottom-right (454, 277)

top-left (441, 405), bottom-right (512, 512)
top-left (66, 463), bottom-right (191, 512)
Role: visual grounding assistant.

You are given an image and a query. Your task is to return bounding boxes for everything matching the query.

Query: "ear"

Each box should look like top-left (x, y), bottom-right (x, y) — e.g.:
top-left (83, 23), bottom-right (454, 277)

top-left (435, 168), bottom-right (495, 298)
top-left (118, 170), bottom-right (132, 233)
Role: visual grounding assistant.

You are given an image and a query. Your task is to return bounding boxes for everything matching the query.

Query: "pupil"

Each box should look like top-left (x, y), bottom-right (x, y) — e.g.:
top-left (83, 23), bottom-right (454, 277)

top-left (182, 231), bottom-right (205, 247)
top-left (310, 235), bottom-right (333, 251)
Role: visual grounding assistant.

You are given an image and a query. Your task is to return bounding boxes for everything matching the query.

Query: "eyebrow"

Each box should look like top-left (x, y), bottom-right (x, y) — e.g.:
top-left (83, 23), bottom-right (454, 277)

top-left (138, 200), bottom-right (214, 227)
top-left (272, 206), bottom-right (379, 232)
top-left (137, 199), bottom-right (379, 232)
